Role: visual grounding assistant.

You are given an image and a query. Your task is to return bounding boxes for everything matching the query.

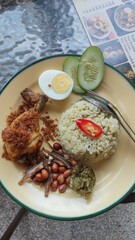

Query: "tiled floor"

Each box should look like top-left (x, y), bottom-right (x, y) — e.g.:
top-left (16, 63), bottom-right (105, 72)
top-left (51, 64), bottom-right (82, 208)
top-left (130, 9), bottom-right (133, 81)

top-left (0, 187), bottom-right (135, 240)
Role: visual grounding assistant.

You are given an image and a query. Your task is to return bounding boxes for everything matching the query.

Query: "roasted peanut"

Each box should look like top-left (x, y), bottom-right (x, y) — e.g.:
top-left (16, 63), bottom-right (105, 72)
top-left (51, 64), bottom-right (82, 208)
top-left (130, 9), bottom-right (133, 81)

top-left (59, 184), bottom-right (67, 193)
top-left (59, 166), bottom-right (66, 173)
top-left (51, 162), bottom-right (59, 173)
top-left (41, 169), bottom-right (49, 180)
top-left (63, 169), bottom-right (71, 178)
top-left (51, 180), bottom-right (58, 191)
top-left (65, 176), bottom-right (70, 185)
top-left (57, 173), bottom-right (65, 185)
top-left (53, 173), bottom-right (59, 180)
top-left (53, 142), bottom-right (62, 151)
top-left (35, 173), bottom-right (43, 181)
top-left (71, 159), bottom-right (78, 167)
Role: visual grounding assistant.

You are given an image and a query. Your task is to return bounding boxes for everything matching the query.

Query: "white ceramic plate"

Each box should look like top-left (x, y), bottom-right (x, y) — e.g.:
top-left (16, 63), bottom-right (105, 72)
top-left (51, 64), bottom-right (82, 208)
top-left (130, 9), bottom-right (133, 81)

top-left (0, 55), bottom-right (135, 220)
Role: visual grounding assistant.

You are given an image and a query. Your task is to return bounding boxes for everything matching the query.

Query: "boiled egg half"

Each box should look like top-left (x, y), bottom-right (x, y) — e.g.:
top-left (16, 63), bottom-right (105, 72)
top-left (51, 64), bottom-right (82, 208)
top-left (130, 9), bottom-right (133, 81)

top-left (38, 70), bottom-right (74, 100)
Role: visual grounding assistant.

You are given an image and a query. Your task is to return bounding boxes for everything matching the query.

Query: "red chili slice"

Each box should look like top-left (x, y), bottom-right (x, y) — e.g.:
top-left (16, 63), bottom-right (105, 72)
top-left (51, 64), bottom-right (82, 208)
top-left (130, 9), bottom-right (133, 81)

top-left (76, 118), bottom-right (102, 138)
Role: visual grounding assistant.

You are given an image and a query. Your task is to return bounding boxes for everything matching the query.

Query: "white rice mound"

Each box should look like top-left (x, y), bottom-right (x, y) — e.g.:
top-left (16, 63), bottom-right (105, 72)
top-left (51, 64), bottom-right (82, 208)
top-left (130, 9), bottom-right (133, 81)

top-left (57, 100), bottom-right (120, 165)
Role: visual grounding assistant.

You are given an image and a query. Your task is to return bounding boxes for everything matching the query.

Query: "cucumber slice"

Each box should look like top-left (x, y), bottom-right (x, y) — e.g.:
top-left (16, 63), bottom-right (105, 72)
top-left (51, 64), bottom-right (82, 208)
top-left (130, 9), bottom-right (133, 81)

top-left (78, 46), bottom-right (104, 90)
top-left (62, 56), bottom-right (86, 93)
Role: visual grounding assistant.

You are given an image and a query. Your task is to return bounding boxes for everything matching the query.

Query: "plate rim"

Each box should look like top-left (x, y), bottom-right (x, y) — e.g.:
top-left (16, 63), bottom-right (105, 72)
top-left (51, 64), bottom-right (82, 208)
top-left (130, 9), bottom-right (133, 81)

top-left (0, 54), bottom-right (135, 220)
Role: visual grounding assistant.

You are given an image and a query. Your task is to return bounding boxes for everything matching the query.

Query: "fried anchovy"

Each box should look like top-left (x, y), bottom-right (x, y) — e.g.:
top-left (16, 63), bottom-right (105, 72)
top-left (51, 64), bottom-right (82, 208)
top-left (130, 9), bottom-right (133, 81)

top-left (45, 172), bottom-right (53, 197)
top-left (38, 150), bottom-right (50, 170)
top-left (52, 159), bottom-right (65, 166)
top-left (45, 149), bottom-right (71, 168)
top-left (18, 162), bottom-right (44, 185)
top-left (47, 142), bottom-right (70, 161)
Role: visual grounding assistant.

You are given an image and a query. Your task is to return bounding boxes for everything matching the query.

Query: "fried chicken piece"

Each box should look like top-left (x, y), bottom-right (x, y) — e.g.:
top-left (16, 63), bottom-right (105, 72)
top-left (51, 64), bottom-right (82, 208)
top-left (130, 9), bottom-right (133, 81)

top-left (6, 88), bottom-right (48, 126)
top-left (2, 108), bottom-right (43, 161)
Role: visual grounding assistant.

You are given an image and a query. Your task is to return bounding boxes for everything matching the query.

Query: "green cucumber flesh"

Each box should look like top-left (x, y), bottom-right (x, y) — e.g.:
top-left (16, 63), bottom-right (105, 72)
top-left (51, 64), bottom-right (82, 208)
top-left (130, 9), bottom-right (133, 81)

top-left (62, 56), bottom-right (86, 93)
top-left (78, 46), bottom-right (104, 90)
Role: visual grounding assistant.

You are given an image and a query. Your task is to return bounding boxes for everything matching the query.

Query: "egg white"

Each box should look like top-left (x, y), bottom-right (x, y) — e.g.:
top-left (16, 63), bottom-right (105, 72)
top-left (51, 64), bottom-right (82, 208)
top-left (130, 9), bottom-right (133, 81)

top-left (38, 70), bottom-right (73, 100)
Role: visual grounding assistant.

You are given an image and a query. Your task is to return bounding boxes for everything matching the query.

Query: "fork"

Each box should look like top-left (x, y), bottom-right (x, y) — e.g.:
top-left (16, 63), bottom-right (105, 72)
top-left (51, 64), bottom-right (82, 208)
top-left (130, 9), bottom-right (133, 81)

top-left (81, 90), bottom-right (135, 143)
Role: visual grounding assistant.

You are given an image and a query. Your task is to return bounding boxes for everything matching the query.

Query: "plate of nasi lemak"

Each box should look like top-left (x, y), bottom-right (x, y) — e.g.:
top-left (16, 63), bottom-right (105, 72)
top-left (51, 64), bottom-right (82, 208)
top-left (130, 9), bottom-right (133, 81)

top-left (0, 46), bottom-right (135, 220)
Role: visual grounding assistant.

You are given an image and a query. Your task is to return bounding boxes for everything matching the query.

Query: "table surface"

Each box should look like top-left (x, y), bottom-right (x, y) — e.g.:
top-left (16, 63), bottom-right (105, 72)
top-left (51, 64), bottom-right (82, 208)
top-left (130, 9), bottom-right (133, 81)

top-left (0, 1), bottom-right (135, 240)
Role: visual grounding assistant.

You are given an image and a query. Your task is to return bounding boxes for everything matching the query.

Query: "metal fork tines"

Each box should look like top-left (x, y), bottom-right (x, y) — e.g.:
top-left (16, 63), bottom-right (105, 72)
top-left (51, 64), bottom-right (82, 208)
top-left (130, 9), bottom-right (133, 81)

top-left (81, 90), bottom-right (135, 143)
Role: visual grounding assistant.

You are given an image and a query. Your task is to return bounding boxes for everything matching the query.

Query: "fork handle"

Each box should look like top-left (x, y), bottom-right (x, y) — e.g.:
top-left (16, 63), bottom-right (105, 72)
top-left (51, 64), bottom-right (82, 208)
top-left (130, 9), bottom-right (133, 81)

top-left (108, 103), bottom-right (135, 143)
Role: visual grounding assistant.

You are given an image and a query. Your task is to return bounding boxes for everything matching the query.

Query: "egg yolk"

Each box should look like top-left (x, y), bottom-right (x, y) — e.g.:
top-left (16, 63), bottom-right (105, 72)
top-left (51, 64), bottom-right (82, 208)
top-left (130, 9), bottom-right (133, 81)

top-left (52, 74), bottom-right (71, 94)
